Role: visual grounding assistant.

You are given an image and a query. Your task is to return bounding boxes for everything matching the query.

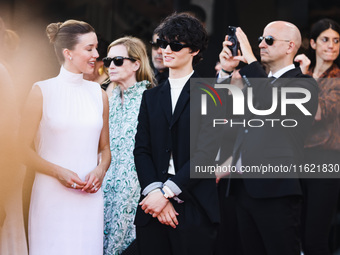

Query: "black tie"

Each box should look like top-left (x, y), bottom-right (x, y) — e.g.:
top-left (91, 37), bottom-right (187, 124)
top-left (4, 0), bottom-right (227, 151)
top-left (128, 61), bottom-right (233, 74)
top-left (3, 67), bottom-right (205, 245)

top-left (268, 76), bottom-right (277, 84)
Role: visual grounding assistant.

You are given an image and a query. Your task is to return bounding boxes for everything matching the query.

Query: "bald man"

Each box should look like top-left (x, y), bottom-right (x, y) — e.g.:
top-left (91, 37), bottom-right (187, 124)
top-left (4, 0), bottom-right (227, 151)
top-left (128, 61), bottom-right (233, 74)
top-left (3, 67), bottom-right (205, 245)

top-left (218, 21), bottom-right (318, 254)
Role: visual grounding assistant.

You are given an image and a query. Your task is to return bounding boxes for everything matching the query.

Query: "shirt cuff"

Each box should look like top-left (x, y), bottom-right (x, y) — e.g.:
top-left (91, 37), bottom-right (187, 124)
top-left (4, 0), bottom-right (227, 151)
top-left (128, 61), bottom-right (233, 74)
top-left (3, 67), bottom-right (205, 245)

top-left (163, 180), bottom-right (182, 196)
top-left (217, 70), bottom-right (232, 83)
top-left (142, 182), bottom-right (163, 196)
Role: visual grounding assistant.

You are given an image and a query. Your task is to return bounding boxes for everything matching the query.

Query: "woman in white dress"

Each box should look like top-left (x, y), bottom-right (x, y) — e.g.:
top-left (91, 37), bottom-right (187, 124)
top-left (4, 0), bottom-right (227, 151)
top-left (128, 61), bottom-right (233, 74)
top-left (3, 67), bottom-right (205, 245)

top-left (19, 20), bottom-right (110, 255)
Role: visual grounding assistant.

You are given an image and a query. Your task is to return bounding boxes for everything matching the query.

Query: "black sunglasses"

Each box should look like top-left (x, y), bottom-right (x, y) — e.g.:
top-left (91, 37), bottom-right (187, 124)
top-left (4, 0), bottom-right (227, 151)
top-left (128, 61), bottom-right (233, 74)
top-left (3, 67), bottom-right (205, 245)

top-left (149, 41), bottom-right (159, 50)
top-left (102, 56), bottom-right (136, 68)
top-left (156, 38), bottom-right (191, 52)
top-left (258, 36), bottom-right (290, 46)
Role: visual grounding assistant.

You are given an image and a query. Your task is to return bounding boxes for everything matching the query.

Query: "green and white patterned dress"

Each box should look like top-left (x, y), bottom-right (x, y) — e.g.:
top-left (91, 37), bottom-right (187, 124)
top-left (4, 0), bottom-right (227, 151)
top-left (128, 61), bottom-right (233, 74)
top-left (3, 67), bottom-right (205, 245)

top-left (103, 81), bottom-right (150, 255)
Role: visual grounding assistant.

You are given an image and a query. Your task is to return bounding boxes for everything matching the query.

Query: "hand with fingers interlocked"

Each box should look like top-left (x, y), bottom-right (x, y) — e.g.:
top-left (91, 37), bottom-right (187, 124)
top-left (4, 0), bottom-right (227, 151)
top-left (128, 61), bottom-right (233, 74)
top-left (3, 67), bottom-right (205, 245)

top-left (157, 201), bottom-right (179, 229)
top-left (139, 190), bottom-right (169, 217)
top-left (55, 166), bottom-right (86, 190)
top-left (83, 166), bottom-right (106, 193)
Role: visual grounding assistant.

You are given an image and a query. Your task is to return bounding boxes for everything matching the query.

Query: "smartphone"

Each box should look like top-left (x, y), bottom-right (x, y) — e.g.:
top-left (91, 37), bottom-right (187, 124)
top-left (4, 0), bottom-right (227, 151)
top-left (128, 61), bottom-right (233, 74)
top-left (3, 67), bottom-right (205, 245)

top-left (227, 26), bottom-right (238, 56)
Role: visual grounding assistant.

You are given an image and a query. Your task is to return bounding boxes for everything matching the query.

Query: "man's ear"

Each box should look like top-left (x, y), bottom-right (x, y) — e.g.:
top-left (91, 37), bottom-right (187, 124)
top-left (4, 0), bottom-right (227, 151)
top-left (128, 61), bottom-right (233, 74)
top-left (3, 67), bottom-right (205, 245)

top-left (286, 41), bottom-right (296, 54)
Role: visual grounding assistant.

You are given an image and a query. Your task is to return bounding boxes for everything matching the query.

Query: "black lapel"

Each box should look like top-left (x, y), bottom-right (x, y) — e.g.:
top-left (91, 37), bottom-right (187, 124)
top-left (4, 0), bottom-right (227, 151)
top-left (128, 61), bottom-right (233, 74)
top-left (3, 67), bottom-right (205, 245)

top-left (170, 79), bottom-right (190, 128)
top-left (270, 68), bottom-right (301, 89)
top-left (160, 80), bottom-right (172, 125)
top-left (170, 72), bottom-right (197, 128)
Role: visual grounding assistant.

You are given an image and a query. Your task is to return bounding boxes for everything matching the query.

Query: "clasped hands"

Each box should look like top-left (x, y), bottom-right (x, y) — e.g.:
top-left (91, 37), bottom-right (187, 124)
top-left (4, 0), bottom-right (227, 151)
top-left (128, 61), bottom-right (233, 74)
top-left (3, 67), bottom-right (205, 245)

top-left (140, 190), bottom-right (179, 229)
top-left (56, 165), bottom-right (105, 193)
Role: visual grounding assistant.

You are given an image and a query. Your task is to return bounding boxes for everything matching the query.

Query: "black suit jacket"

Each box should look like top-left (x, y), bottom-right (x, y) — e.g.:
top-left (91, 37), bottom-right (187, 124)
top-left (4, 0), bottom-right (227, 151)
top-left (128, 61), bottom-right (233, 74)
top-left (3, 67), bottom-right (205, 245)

top-left (230, 62), bottom-right (319, 198)
top-left (134, 72), bottom-right (223, 226)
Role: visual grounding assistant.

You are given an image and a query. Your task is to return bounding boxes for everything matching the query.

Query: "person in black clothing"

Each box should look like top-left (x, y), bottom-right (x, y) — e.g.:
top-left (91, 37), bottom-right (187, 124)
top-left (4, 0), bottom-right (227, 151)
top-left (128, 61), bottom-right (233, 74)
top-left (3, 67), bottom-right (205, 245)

top-left (219, 21), bottom-right (318, 255)
top-left (134, 13), bottom-right (222, 255)
top-left (149, 30), bottom-right (168, 86)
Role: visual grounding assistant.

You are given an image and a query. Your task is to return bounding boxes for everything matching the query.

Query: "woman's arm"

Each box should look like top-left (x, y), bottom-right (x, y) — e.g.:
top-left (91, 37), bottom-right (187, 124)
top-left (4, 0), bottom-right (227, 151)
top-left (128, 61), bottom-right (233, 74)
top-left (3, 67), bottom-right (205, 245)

top-left (19, 85), bottom-right (86, 189)
top-left (294, 54), bottom-right (311, 74)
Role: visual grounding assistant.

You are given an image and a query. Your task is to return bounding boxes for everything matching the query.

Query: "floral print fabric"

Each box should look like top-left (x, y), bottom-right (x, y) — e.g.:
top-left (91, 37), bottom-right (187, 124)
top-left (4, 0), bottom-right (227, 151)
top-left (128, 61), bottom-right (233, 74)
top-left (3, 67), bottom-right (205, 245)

top-left (103, 81), bottom-right (149, 255)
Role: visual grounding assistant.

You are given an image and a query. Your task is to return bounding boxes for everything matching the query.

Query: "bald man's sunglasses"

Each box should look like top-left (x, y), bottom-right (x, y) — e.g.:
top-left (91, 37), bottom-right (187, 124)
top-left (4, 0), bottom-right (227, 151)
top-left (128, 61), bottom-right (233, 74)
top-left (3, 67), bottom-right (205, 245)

top-left (258, 36), bottom-right (290, 46)
top-left (102, 56), bottom-right (136, 67)
top-left (156, 39), bottom-right (191, 52)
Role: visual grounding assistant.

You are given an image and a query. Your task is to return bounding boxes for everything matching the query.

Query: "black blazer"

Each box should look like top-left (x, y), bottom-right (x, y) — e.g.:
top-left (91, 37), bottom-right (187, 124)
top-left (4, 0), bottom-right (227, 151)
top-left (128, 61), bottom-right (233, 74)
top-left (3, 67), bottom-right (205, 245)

top-left (134, 72), bottom-right (222, 226)
top-left (230, 62), bottom-right (319, 198)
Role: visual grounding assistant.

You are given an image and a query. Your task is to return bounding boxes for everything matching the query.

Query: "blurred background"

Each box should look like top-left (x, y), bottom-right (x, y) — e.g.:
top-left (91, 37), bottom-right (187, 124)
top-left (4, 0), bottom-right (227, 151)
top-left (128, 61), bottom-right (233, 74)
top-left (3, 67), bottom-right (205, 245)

top-left (1, 0), bottom-right (339, 87)
top-left (0, 0), bottom-right (340, 253)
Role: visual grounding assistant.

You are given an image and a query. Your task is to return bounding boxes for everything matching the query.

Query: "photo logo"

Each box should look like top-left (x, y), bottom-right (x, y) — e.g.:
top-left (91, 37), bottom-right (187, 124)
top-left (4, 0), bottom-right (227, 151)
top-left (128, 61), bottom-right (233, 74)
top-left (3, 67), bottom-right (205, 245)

top-left (195, 78), bottom-right (313, 129)
top-left (198, 82), bottom-right (222, 115)
top-left (200, 83), bottom-right (312, 117)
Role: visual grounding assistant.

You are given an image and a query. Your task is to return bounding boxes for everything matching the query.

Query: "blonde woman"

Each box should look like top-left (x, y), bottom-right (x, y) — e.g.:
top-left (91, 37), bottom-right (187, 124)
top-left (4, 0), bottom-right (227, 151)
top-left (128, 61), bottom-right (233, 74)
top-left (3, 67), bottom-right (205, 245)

top-left (102, 36), bottom-right (154, 255)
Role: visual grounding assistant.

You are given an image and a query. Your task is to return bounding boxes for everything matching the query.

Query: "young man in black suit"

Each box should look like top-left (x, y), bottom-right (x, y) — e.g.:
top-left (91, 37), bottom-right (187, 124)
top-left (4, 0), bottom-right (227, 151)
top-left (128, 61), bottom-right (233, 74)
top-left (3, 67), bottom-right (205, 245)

top-left (134, 13), bottom-right (222, 255)
top-left (218, 21), bottom-right (319, 255)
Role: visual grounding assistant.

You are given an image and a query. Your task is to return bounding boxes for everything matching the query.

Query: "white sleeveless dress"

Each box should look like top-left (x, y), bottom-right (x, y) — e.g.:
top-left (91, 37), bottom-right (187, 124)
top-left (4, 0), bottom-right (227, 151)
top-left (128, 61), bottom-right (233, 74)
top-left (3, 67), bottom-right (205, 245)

top-left (28, 66), bottom-right (104, 255)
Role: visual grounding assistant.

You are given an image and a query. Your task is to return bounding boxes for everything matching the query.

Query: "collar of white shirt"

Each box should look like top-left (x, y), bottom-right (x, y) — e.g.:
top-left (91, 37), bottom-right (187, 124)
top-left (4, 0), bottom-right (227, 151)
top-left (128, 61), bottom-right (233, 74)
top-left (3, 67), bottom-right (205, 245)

top-left (268, 64), bottom-right (295, 78)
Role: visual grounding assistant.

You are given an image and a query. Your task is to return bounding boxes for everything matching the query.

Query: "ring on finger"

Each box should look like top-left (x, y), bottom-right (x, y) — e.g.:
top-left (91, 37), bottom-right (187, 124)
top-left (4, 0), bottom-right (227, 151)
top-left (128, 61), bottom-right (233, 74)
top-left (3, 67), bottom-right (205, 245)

top-left (71, 183), bottom-right (77, 189)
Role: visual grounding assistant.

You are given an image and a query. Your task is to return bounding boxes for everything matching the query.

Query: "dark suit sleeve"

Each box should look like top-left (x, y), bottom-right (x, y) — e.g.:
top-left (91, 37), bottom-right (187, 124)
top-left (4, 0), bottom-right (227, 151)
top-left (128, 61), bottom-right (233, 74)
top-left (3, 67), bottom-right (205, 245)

top-left (169, 85), bottom-right (226, 191)
top-left (133, 91), bottom-right (160, 191)
top-left (239, 61), bottom-right (318, 118)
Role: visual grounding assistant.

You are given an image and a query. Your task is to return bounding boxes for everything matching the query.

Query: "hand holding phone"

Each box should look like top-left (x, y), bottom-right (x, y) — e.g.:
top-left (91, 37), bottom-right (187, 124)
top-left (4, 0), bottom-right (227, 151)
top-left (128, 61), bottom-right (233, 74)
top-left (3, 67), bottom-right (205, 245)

top-left (227, 26), bottom-right (239, 56)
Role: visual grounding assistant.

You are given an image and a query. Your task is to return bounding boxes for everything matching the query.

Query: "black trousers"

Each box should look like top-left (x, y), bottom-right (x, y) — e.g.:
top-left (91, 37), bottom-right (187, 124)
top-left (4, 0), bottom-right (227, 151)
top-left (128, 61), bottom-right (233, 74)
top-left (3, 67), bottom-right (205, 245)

top-left (301, 148), bottom-right (340, 255)
top-left (214, 179), bottom-right (243, 255)
top-left (136, 198), bottom-right (218, 255)
top-left (233, 179), bottom-right (302, 255)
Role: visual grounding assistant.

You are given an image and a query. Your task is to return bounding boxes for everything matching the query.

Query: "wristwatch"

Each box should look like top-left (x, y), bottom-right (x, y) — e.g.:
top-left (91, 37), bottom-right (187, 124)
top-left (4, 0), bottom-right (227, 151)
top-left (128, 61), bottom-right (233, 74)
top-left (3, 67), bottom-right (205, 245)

top-left (160, 188), bottom-right (169, 199)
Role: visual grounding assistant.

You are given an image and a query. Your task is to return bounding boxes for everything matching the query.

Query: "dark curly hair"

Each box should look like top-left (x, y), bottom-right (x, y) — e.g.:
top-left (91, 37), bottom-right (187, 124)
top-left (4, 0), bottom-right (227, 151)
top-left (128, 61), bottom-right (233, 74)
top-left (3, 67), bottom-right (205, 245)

top-left (154, 12), bottom-right (208, 66)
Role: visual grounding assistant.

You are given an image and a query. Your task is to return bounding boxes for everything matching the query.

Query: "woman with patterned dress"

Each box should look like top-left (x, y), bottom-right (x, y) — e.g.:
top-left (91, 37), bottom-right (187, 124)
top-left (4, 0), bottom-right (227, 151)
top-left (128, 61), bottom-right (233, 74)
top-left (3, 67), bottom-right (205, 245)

top-left (20, 20), bottom-right (110, 255)
top-left (102, 36), bottom-right (154, 255)
top-left (295, 18), bottom-right (340, 255)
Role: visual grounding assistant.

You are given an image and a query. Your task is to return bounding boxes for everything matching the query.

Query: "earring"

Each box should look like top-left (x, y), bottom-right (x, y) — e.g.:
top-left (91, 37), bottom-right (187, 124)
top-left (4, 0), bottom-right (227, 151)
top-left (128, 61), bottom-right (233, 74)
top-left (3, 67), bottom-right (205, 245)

top-left (69, 56), bottom-right (72, 60)
top-left (98, 66), bottom-right (104, 76)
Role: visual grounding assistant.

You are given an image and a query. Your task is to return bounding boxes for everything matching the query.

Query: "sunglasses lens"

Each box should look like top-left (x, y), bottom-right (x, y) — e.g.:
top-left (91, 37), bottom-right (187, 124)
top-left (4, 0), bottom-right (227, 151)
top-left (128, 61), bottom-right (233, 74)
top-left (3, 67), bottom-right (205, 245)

top-left (113, 57), bottom-right (124, 66)
top-left (169, 43), bottom-right (183, 52)
top-left (103, 57), bottom-right (125, 67)
top-left (258, 36), bottom-right (274, 46)
top-left (156, 39), bottom-right (188, 52)
top-left (150, 41), bottom-right (159, 50)
top-left (103, 58), bottom-right (111, 68)
top-left (157, 39), bottom-right (167, 49)
top-left (265, 36), bottom-right (274, 46)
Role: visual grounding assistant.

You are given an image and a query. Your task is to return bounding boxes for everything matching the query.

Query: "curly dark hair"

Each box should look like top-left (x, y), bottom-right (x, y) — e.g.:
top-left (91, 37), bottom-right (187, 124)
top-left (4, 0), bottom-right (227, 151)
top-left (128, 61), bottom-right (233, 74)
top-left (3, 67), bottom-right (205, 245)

top-left (154, 12), bottom-right (208, 66)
